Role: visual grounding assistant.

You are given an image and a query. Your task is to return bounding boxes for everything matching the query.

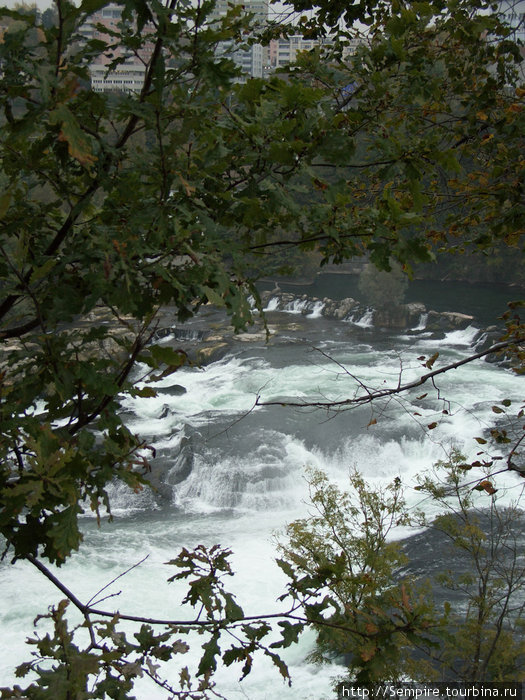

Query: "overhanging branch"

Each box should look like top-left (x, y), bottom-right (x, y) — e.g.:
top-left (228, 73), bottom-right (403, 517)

top-left (26, 553), bottom-right (410, 639)
top-left (255, 338), bottom-right (523, 410)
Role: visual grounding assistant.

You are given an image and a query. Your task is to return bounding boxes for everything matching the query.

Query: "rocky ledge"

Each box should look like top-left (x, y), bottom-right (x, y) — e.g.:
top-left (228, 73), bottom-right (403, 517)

top-left (260, 290), bottom-right (475, 331)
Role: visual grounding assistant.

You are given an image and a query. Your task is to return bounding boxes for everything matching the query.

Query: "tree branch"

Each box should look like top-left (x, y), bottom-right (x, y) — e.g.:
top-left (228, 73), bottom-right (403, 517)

top-left (256, 339), bottom-right (524, 410)
top-left (25, 552), bottom-right (376, 637)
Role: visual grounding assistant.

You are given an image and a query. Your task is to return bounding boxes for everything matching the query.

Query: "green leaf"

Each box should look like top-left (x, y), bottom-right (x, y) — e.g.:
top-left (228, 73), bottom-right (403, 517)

top-left (149, 345), bottom-right (187, 368)
top-left (47, 504), bottom-right (84, 563)
top-left (79, 0), bottom-right (108, 13)
top-left (203, 286), bottom-right (226, 307)
top-left (197, 633), bottom-right (221, 676)
top-left (275, 557), bottom-right (295, 579)
top-left (14, 661), bottom-right (33, 678)
top-left (270, 621), bottom-right (304, 649)
top-left (224, 593), bottom-right (244, 621)
top-left (266, 650), bottom-right (290, 683)
top-left (30, 258), bottom-right (57, 284)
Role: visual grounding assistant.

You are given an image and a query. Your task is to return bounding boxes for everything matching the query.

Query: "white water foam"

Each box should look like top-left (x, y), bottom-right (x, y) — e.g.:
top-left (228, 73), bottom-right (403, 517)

top-left (416, 325), bottom-right (480, 348)
top-left (283, 299), bottom-right (326, 317)
top-left (263, 296), bottom-right (280, 312)
top-left (172, 431), bottom-right (321, 512)
top-left (262, 296), bottom-right (326, 317)
top-left (120, 355), bottom-right (272, 432)
top-left (411, 312), bottom-right (428, 331)
top-left (308, 300), bottom-right (325, 318)
top-left (349, 308), bottom-right (374, 327)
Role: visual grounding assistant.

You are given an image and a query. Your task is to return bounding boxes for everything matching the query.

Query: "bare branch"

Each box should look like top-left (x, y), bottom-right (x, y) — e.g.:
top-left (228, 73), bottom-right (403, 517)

top-left (256, 339), bottom-right (524, 410)
top-left (87, 554), bottom-right (150, 608)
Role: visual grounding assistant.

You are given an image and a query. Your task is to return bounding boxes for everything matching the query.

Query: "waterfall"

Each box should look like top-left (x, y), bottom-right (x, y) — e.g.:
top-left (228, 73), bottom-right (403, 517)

top-left (263, 296), bottom-right (280, 312)
top-left (412, 312), bottom-right (428, 331)
top-left (350, 308), bottom-right (374, 327)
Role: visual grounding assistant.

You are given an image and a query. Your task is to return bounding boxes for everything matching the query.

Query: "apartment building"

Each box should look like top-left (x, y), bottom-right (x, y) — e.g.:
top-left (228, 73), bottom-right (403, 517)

top-left (210, 0), bottom-right (269, 80)
top-left (79, 3), bottom-right (153, 93)
top-left (269, 34), bottom-right (363, 70)
top-left (79, 1), bottom-right (366, 89)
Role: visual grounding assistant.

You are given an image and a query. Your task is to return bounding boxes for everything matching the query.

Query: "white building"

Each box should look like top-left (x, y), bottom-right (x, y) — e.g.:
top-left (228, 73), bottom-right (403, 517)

top-left (269, 34), bottom-right (362, 71)
top-left (210, 0), bottom-right (268, 25)
top-left (89, 63), bottom-right (146, 94)
top-left (79, 3), bottom-right (153, 93)
top-left (210, 0), bottom-right (269, 80)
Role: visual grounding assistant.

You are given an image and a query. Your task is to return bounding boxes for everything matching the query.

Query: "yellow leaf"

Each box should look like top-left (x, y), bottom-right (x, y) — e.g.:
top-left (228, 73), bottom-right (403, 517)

top-left (360, 645), bottom-right (377, 662)
top-left (425, 352), bottom-right (439, 369)
top-left (50, 105), bottom-right (97, 169)
top-left (177, 172), bottom-right (195, 197)
top-left (401, 583), bottom-right (411, 611)
top-left (0, 190), bottom-right (11, 220)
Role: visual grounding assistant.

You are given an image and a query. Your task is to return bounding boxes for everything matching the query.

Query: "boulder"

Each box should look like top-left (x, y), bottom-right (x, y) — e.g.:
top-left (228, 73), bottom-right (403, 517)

top-left (159, 404), bottom-right (171, 419)
top-left (373, 306), bottom-right (408, 329)
top-left (322, 297), bottom-right (358, 320)
top-left (426, 311), bottom-right (475, 331)
top-left (334, 297), bottom-right (359, 320)
top-left (196, 342), bottom-right (229, 364)
top-left (155, 384), bottom-right (187, 396)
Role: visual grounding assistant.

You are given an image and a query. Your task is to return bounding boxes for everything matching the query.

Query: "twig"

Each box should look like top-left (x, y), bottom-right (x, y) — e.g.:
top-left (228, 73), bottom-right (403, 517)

top-left (87, 554), bottom-right (150, 607)
top-left (256, 339), bottom-right (523, 410)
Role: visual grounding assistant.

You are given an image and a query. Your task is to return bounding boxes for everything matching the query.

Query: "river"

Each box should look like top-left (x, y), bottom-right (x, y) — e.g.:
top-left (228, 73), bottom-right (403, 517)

top-left (1, 278), bottom-right (523, 698)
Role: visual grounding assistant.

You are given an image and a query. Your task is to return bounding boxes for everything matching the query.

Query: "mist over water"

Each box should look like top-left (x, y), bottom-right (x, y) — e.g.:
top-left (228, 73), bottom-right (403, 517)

top-left (1, 280), bottom-right (523, 697)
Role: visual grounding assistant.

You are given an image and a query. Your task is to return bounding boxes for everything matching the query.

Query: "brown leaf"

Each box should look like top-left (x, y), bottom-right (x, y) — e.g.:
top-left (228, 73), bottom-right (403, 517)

top-left (425, 352), bottom-right (439, 369)
top-left (479, 480), bottom-right (497, 496)
top-left (178, 172), bottom-right (195, 197)
top-left (360, 645), bottom-right (377, 662)
top-left (401, 583), bottom-right (411, 611)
